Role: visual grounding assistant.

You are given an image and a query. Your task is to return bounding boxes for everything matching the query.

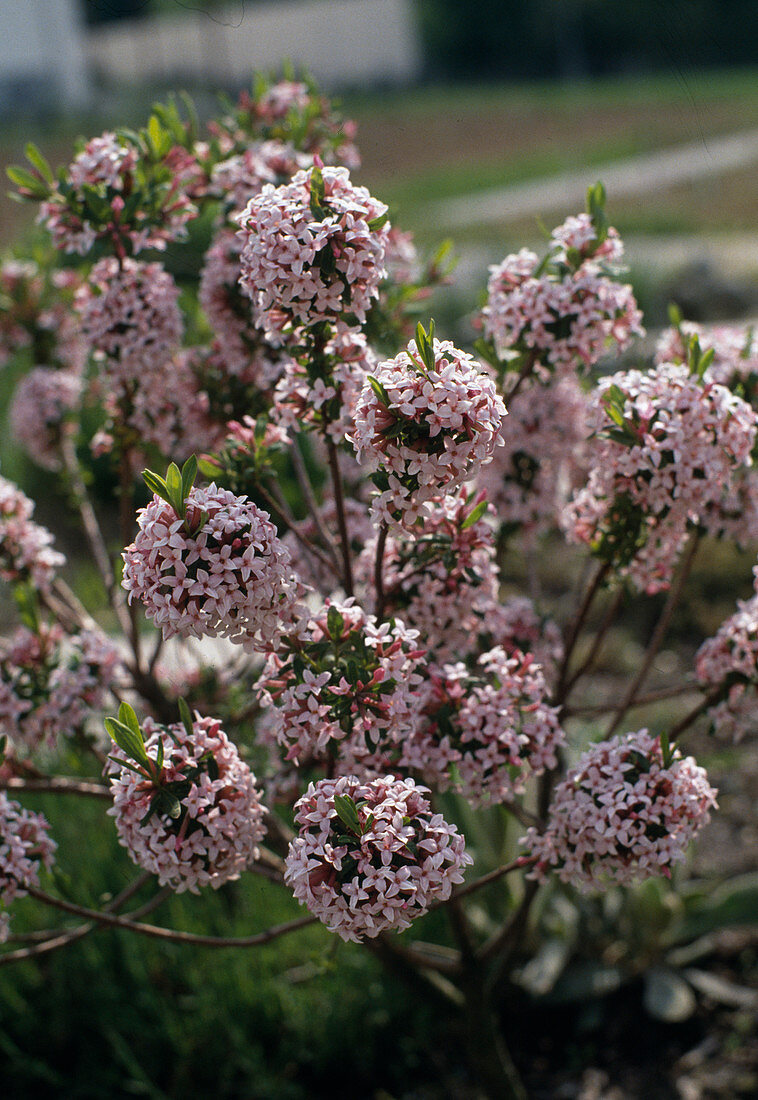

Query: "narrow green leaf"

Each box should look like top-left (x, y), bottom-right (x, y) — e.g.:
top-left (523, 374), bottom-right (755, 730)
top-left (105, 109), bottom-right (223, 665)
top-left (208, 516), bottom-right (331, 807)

top-left (367, 211), bottom-right (388, 232)
top-left (326, 605), bottom-right (345, 639)
top-left (333, 794), bottom-right (361, 834)
top-left (461, 500), bottom-right (488, 530)
top-left (143, 469), bottom-right (172, 506)
top-left (6, 165), bottom-right (49, 197)
top-left (181, 455), bottom-right (197, 506)
top-left (25, 143), bottom-right (53, 183)
top-left (178, 697), bottom-right (194, 739)
top-left (104, 717), bottom-right (149, 766)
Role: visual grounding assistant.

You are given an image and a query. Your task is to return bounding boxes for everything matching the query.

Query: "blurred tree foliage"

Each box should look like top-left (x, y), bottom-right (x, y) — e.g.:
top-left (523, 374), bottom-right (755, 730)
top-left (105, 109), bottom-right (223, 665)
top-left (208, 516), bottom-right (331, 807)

top-left (417, 0), bottom-right (758, 80)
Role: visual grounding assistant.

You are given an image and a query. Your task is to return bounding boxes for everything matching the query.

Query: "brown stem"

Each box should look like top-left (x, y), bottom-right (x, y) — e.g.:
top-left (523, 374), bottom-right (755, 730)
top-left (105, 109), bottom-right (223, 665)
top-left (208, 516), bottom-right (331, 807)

top-left (0, 776), bottom-right (110, 799)
top-left (451, 857), bottom-right (537, 902)
top-left (567, 681), bottom-right (699, 717)
top-left (668, 689), bottom-right (720, 741)
top-left (291, 435), bottom-right (340, 559)
top-left (554, 561), bottom-right (610, 704)
top-left (502, 350), bottom-right (538, 403)
top-left (326, 436), bottom-right (354, 596)
top-left (605, 532), bottom-right (700, 738)
top-left (61, 433), bottom-right (132, 640)
top-left (24, 885), bottom-right (316, 947)
top-left (562, 585), bottom-right (625, 698)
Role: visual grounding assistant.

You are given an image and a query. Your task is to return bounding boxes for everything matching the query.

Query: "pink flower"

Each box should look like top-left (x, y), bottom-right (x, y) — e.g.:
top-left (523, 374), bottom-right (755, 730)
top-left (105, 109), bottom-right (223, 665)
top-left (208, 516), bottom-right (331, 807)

top-left (0, 476), bottom-right (65, 591)
top-left (0, 793), bottom-right (56, 929)
top-left (476, 373), bottom-right (589, 540)
top-left (522, 730), bottom-right (717, 891)
top-left (351, 336), bottom-right (506, 530)
top-left (0, 624), bottom-right (122, 752)
top-left (10, 367), bottom-right (82, 470)
top-left (122, 484), bottom-right (307, 651)
top-left (236, 165), bottom-right (390, 336)
top-left (563, 362), bottom-right (757, 592)
top-left (108, 714), bottom-right (266, 893)
top-left (257, 598), bottom-right (424, 765)
top-left (285, 775), bottom-right (471, 940)
top-left (696, 593), bottom-right (758, 741)
top-left (401, 647), bottom-right (565, 806)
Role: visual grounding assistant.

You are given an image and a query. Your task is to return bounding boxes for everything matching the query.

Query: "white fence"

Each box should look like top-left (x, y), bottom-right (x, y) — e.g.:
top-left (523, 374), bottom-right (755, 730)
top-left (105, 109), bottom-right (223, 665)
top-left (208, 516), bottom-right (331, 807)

top-left (85, 0), bottom-right (421, 89)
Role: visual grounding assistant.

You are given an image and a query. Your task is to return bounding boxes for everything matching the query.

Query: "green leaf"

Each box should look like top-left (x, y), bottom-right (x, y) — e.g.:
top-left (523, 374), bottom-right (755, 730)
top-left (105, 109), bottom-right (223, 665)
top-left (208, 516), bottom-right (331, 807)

top-left (118, 702), bottom-right (142, 738)
top-left (142, 469), bottom-right (172, 506)
top-left (165, 462), bottom-right (183, 507)
top-left (367, 375), bottom-right (391, 406)
top-left (643, 967), bottom-right (696, 1022)
top-left (25, 143), bottom-right (53, 184)
top-left (461, 500), bottom-right (488, 530)
top-left (326, 604), bottom-right (345, 639)
top-left (668, 302), bottom-right (683, 329)
top-left (155, 737), bottom-right (164, 772)
top-left (178, 697), bottom-right (194, 739)
top-left (367, 211), bottom-right (388, 232)
top-left (6, 165), bottom-right (49, 198)
top-left (333, 794), bottom-right (361, 834)
top-left (154, 790), bottom-right (182, 820)
top-left (104, 717), bottom-right (149, 767)
top-left (197, 457), bottom-right (221, 479)
top-left (181, 455), bottom-right (197, 506)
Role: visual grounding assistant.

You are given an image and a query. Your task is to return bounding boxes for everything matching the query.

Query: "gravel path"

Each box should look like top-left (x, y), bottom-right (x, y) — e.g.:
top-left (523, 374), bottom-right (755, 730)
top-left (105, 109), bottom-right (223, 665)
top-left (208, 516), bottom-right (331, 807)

top-left (428, 128), bottom-right (758, 229)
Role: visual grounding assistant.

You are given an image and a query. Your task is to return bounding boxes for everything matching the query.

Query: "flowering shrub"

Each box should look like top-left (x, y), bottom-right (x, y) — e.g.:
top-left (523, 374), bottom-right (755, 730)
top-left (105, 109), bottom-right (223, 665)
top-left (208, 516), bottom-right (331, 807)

top-left (1, 73), bottom-right (749, 1099)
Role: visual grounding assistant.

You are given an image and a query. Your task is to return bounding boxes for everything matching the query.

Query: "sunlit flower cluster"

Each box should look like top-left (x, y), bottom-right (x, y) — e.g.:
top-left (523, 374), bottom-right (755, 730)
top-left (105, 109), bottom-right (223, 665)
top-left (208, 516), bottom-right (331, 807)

top-left (108, 714), bottom-right (266, 893)
top-left (122, 484), bottom-right (306, 650)
top-left (482, 216), bottom-right (642, 373)
top-left (522, 729), bottom-right (717, 890)
top-left (0, 625), bottom-right (121, 752)
top-left (273, 328), bottom-right (377, 444)
top-left (563, 362), bottom-right (757, 592)
top-left (401, 647), bottom-right (565, 805)
top-left (476, 373), bottom-right (589, 539)
top-left (257, 599), bottom-right (424, 765)
top-left (39, 130), bottom-right (196, 255)
top-left (236, 165), bottom-right (390, 336)
top-left (351, 337), bottom-right (506, 529)
top-left (695, 593), bottom-right (758, 741)
top-left (0, 476), bottom-right (65, 591)
top-left (0, 792), bottom-right (56, 939)
top-left (285, 774), bottom-right (471, 941)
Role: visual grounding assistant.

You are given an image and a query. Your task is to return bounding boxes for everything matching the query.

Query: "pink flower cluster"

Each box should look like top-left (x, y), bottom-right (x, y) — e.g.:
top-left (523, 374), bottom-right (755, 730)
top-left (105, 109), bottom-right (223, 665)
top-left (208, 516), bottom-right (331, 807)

top-left (351, 338), bottom-right (506, 529)
top-left (199, 228), bottom-right (286, 383)
top-left (356, 489), bottom-right (499, 662)
top-left (0, 476), bottom-right (65, 591)
top-left (39, 130), bottom-right (196, 255)
top-left (284, 775), bottom-right (471, 941)
top-left (108, 714), bottom-right (266, 893)
top-left (236, 165), bottom-right (390, 335)
top-left (563, 362), bottom-right (757, 592)
top-left (10, 367), bottom-right (82, 470)
top-left (695, 593), bottom-right (758, 741)
top-left (478, 596), bottom-right (564, 688)
top-left (122, 484), bottom-right (306, 650)
top-left (476, 373), bottom-right (589, 540)
top-left (76, 257), bottom-right (182, 378)
top-left (272, 329), bottom-right (377, 444)
top-left (209, 140), bottom-right (311, 214)
top-left (0, 792), bottom-right (56, 939)
top-left (0, 625), bottom-right (122, 752)
top-left (401, 647), bottom-right (565, 806)
top-left (482, 214), bottom-right (643, 374)
top-left (0, 259), bottom-right (85, 372)
top-left (655, 321), bottom-right (758, 391)
top-left (522, 730), bottom-right (717, 891)
top-left (257, 599), bottom-right (424, 765)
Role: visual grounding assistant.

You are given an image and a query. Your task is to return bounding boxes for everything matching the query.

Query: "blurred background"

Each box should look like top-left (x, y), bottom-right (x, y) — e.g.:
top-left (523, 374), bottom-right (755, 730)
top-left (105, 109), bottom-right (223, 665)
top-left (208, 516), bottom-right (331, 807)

top-left (3, 0), bottom-right (758, 332)
top-left (2, 3), bottom-right (758, 1098)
